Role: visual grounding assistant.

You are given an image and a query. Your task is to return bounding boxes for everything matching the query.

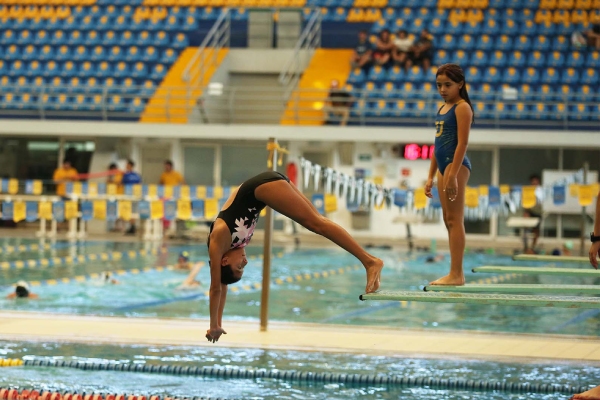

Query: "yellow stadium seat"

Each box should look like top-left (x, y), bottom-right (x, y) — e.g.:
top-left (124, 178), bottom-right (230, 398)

top-left (552, 9), bottom-right (570, 24)
top-left (134, 6), bottom-right (151, 19)
top-left (191, 0), bottom-right (208, 6)
top-left (535, 9), bottom-right (552, 24)
top-left (8, 5), bottom-right (23, 19)
top-left (438, 0), bottom-right (455, 8)
top-left (371, 0), bottom-right (387, 7)
top-left (539, 0), bottom-right (557, 8)
top-left (365, 8), bottom-right (381, 22)
top-left (572, 10), bottom-right (588, 23)
top-left (354, 0), bottom-right (368, 7)
top-left (557, 0), bottom-right (573, 6)
top-left (347, 8), bottom-right (365, 22)
top-left (456, 0), bottom-right (472, 7)
top-left (591, 9), bottom-right (600, 23)
top-left (153, 6), bottom-right (167, 19)
top-left (0, 6), bottom-right (7, 19)
top-left (208, 0), bottom-right (225, 6)
top-left (467, 9), bottom-right (483, 22)
top-left (449, 9), bottom-right (467, 23)
top-left (575, 0), bottom-right (591, 8)
top-left (55, 5), bottom-right (70, 19)
top-left (24, 5), bottom-right (39, 18)
top-left (472, 0), bottom-right (488, 7)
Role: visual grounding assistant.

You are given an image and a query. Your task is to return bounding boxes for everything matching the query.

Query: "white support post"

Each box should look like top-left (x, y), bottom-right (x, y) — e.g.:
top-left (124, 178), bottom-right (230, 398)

top-left (143, 219), bottom-right (152, 240)
top-left (37, 219), bottom-right (47, 237)
top-left (50, 219), bottom-right (57, 238)
top-left (78, 220), bottom-right (87, 239)
top-left (67, 218), bottom-right (77, 239)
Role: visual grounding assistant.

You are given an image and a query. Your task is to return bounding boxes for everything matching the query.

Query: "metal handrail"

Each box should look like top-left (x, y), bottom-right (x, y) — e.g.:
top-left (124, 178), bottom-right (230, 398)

top-left (278, 7), bottom-right (321, 98)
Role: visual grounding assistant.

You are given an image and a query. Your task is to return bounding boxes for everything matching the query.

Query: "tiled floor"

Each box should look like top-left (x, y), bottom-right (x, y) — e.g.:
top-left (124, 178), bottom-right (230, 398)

top-left (0, 311), bottom-right (599, 363)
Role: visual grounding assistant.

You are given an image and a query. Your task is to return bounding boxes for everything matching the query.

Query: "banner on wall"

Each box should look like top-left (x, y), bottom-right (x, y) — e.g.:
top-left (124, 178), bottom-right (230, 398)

top-left (81, 201), bottom-right (93, 221)
top-left (138, 201), bottom-right (150, 220)
top-left (107, 201), bottom-right (118, 221)
top-left (13, 201), bottom-right (25, 222)
top-left (192, 199), bottom-right (205, 219)
top-left (488, 186), bottom-right (500, 207)
top-left (118, 201), bottom-right (132, 220)
top-left (553, 185), bottom-right (566, 206)
top-left (2, 201), bottom-right (13, 221)
top-left (164, 200), bottom-right (177, 221)
top-left (26, 201), bottom-right (38, 222)
top-left (53, 201), bottom-right (65, 222)
top-left (311, 193), bottom-right (325, 214)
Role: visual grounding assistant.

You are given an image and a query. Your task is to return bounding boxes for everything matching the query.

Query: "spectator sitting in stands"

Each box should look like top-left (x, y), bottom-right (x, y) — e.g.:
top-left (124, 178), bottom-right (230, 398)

top-left (324, 79), bottom-right (352, 126)
top-left (53, 158), bottom-right (78, 199)
top-left (122, 159), bottom-right (142, 235)
top-left (585, 23), bottom-right (600, 50)
top-left (392, 30), bottom-right (414, 71)
top-left (159, 160), bottom-right (185, 187)
top-left (351, 30), bottom-right (372, 70)
top-left (373, 29), bottom-right (394, 67)
top-left (6, 281), bottom-right (38, 299)
top-left (107, 162), bottom-right (124, 232)
top-left (410, 29), bottom-right (434, 71)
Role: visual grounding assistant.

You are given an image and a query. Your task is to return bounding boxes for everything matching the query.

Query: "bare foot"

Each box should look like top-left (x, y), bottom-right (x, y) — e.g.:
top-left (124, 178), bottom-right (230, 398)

top-left (364, 258), bottom-right (384, 293)
top-left (571, 386), bottom-right (600, 400)
top-left (429, 274), bottom-right (465, 286)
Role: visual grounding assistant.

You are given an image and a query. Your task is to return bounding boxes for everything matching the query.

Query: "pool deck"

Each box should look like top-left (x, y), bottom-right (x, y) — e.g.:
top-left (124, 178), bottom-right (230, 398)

top-left (0, 311), bottom-right (599, 364)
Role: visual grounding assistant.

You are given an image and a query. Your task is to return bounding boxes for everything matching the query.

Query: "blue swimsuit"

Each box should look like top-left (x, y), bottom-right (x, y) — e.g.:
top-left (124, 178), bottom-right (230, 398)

top-left (434, 100), bottom-right (472, 175)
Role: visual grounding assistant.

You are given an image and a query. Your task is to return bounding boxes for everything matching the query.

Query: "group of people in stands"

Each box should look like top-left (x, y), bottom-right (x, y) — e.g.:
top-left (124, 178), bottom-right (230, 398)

top-left (351, 28), bottom-right (434, 72)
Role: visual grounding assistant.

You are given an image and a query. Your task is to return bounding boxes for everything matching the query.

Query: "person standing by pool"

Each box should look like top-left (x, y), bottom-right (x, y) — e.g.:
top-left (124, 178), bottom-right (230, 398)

top-left (424, 63), bottom-right (473, 286)
top-left (205, 171), bottom-right (384, 343)
top-left (570, 188), bottom-right (600, 399)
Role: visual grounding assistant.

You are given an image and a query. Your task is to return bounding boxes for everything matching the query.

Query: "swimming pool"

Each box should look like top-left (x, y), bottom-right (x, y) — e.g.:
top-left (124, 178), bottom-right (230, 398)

top-left (0, 340), bottom-right (596, 399)
top-left (0, 241), bottom-right (597, 337)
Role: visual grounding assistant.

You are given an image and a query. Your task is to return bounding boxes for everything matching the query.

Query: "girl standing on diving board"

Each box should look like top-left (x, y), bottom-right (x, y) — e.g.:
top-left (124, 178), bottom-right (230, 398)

top-left (205, 171), bottom-right (384, 342)
top-left (424, 63), bottom-right (474, 286)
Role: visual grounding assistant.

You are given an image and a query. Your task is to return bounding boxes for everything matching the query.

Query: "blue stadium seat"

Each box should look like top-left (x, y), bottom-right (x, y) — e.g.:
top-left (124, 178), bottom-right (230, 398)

top-left (200, 7), bottom-right (218, 20)
top-left (34, 31), bottom-right (49, 46)
top-left (457, 34), bottom-right (475, 51)
top-left (587, 51), bottom-right (600, 69)
top-left (347, 68), bottom-right (366, 85)
top-left (541, 67), bottom-right (560, 84)
top-left (391, 100), bottom-right (412, 118)
top-left (113, 61), bottom-right (129, 78)
top-left (520, 20), bottom-right (537, 36)
top-left (472, 83), bottom-right (496, 101)
top-left (527, 51), bottom-right (546, 68)
top-left (63, 16), bottom-right (78, 31)
top-left (453, 49), bottom-right (469, 64)
top-left (546, 51), bottom-right (565, 67)
top-left (17, 30), bottom-right (33, 46)
top-left (481, 20), bottom-right (500, 36)
top-left (96, 15), bottom-right (112, 31)
top-left (71, 94), bottom-right (91, 111)
top-left (107, 95), bottom-right (127, 112)
top-left (350, 100), bottom-right (366, 120)
top-left (45, 18), bottom-right (63, 32)
top-left (36, 45), bottom-right (53, 61)
top-left (125, 46), bottom-right (141, 62)
top-left (501, 20), bottom-right (519, 35)
top-left (0, 93), bottom-right (17, 109)
top-left (386, 65), bottom-right (405, 82)
top-left (411, 100), bottom-right (433, 118)
top-left (488, 50), bottom-right (506, 67)
top-left (43, 61), bottom-right (59, 77)
top-left (537, 84), bottom-right (556, 101)
top-left (344, 82), bottom-right (361, 99)
top-left (568, 104), bottom-right (592, 121)
top-left (502, 67), bottom-right (521, 85)
top-left (463, 21), bottom-right (481, 36)
top-left (108, 46), bottom-right (123, 62)
top-left (388, 18), bottom-right (405, 33)
top-left (90, 45), bottom-right (106, 62)
top-left (60, 61), bottom-right (78, 78)
top-left (1, 30), bottom-right (16, 46)
top-left (103, 31), bottom-right (118, 46)
top-left (232, 8), bottom-right (249, 21)
top-left (399, 81), bottom-right (417, 99)
top-left (521, 67), bottom-right (540, 84)
top-left (465, 66), bottom-right (482, 84)
top-left (9, 60), bottom-right (25, 78)
top-left (113, 15), bottom-right (129, 31)
top-left (436, 50), bottom-right (450, 65)
top-left (482, 67), bottom-right (502, 84)
top-left (532, 35), bottom-right (550, 52)
top-left (512, 102), bottom-right (530, 120)
top-left (537, 22), bottom-right (557, 36)
top-left (26, 60), bottom-right (42, 77)
top-left (160, 48), bottom-right (177, 64)
top-left (154, 31), bottom-right (170, 47)
top-left (84, 31), bottom-right (101, 47)
top-left (446, 21), bottom-right (464, 36)
top-left (368, 65), bottom-right (387, 83)
top-left (551, 36), bottom-right (569, 53)
top-left (4, 45), bottom-right (20, 61)
top-left (513, 35), bottom-right (531, 52)
top-left (78, 61), bottom-right (95, 78)
top-left (72, 45), bottom-right (88, 61)
top-left (0, 76), bottom-right (10, 87)
top-left (164, 15), bottom-right (180, 31)
top-left (119, 31), bottom-right (135, 46)
top-left (121, 77), bottom-right (136, 94)
top-left (84, 77), bottom-right (101, 94)
top-left (580, 68), bottom-right (599, 86)
top-left (66, 76), bottom-right (82, 93)
top-left (493, 102), bottom-right (512, 120)
top-left (518, 84), bottom-right (536, 100)
top-left (548, 104), bottom-right (567, 121)
top-left (364, 81), bottom-right (379, 100)
top-left (428, 18), bottom-right (445, 35)
top-left (50, 30), bottom-right (66, 46)
top-left (16, 93), bottom-right (35, 110)
top-left (406, 66), bottom-right (424, 83)
top-left (31, 76), bottom-right (45, 91)
top-left (370, 19), bottom-right (387, 34)
top-left (128, 97), bottom-right (145, 113)
top-left (507, 51), bottom-right (526, 68)
top-left (172, 33), bottom-right (189, 49)
top-left (438, 34), bottom-right (456, 50)
top-left (577, 85), bottom-right (600, 103)
top-left (79, 15), bottom-right (95, 29)
top-left (136, 31), bottom-right (152, 47)
top-left (48, 77), bottom-right (65, 94)
top-left (142, 46), bottom-right (158, 63)
top-left (88, 94), bottom-right (103, 111)
top-left (103, 77), bottom-right (118, 94)
top-left (473, 101), bottom-right (493, 119)
top-left (13, 76), bottom-right (28, 92)
top-left (131, 62), bottom-right (149, 79)
top-left (21, 45), bottom-right (37, 61)
top-left (417, 82), bottom-right (435, 99)
top-left (565, 51), bottom-right (585, 68)
top-left (561, 68), bottom-right (580, 85)
top-left (140, 79), bottom-right (156, 97)
top-left (96, 61), bottom-right (112, 78)
top-left (494, 35), bottom-right (513, 51)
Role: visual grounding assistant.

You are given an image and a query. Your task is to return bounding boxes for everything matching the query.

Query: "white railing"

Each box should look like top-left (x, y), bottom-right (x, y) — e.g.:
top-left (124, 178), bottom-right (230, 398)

top-left (278, 7), bottom-right (321, 99)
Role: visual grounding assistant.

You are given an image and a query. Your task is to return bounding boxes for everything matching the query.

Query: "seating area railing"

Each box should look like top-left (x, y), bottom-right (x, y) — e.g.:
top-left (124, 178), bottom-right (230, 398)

top-left (0, 83), bottom-right (597, 130)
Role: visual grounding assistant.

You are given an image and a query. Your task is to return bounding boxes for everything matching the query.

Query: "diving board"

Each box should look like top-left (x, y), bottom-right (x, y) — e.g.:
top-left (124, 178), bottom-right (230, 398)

top-left (473, 266), bottom-right (600, 276)
top-left (359, 291), bottom-right (600, 309)
top-left (424, 284), bottom-right (600, 295)
top-left (513, 254), bottom-right (590, 263)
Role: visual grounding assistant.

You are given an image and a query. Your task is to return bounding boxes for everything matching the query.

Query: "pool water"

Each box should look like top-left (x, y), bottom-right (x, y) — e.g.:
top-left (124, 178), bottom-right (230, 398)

top-left (0, 341), bottom-right (596, 400)
top-left (0, 242), bottom-right (598, 336)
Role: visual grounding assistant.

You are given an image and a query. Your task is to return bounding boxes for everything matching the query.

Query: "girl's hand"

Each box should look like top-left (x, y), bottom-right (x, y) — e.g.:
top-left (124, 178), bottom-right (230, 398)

top-left (444, 175), bottom-right (458, 202)
top-left (424, 179), bottom-right (434, 198)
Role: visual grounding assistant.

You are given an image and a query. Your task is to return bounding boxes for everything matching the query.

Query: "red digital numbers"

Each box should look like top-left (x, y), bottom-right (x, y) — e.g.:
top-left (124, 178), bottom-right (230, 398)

top-left (403, 144), bottom-right (434, 160)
